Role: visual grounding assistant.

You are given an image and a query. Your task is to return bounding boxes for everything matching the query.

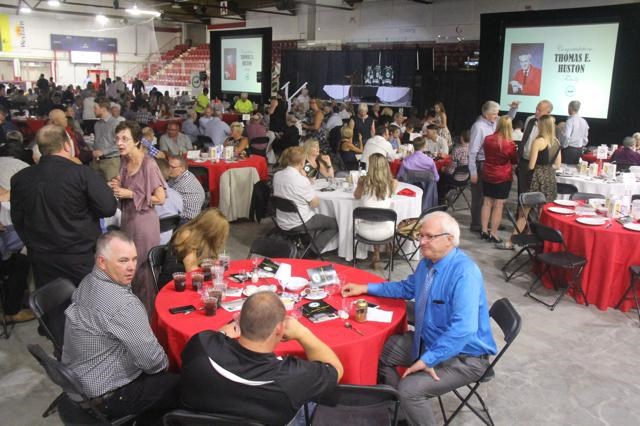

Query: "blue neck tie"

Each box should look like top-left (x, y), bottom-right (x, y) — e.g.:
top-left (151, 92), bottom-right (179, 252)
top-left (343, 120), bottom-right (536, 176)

top-left (412, 267), bottom-right (435, 360)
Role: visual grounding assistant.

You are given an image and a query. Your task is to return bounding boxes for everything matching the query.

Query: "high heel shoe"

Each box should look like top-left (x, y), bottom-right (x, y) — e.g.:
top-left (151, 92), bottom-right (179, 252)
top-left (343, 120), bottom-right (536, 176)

top-left (489, 234), bottom-right (502, 244)
top-left (480, 231), bottom-right (490, 240)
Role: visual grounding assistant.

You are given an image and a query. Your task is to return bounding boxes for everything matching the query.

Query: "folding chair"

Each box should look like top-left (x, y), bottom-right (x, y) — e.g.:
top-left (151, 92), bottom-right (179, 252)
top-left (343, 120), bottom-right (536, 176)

top-left (556, 183), bottom-right (578, 199)
top-left (270, 195), bottom-right (324, 260)
top-left (148, 245), bottom-right (169, 293)
top-left (394, 205), bottom-right (448, 273)
top-left (28, 278), bottom-right (76, 360)
top-left (570, 192), bottom-right (604, 201)
top-left (501, 206), bottom-right (543, 282)
top-left (306, 384), bottom-right (400, 426)
top-left (615, 265), bottom-right (640, 326)
top-left (518, 191), bottom-right (546, 227)
top-left (28, 344), bottom-right (136, 426)
top-left (163, 409), bottom-right (265, 425)
top-left (446, 165), bottom-right (471, 211)
top-left (249, 136), bottom-right (269, 157)
top-left (248, 237), bottom-right (297, 259)
top-left (525, 222), bottom-right (588, 310)
top-left (352, 207), bottom-right (397, 280)
top-left (188, 165), bottom-right (211, 209)
top-left (403, 170), bottom-right (438, 212)
top-left (438, 298), bottom-right (522, 426)
top-left (159, 215), bottom-right (181, 235)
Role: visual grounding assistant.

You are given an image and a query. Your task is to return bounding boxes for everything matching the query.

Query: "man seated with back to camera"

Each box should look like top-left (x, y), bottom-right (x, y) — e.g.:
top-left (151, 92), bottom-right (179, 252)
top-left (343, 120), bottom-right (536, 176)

top-left (396, 136), bottom-right (440, 183)
top-left (180, 291), bottom-right (343, 425)
top-left (342, 211), bottom-right (496, 426)
top-left (62, 231), bottom-right (179, 424)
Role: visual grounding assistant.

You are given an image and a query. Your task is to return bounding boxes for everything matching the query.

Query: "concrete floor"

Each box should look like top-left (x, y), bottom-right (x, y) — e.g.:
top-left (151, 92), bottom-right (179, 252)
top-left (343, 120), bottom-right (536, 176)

top-left (1, 195), bottom-right (640, 426)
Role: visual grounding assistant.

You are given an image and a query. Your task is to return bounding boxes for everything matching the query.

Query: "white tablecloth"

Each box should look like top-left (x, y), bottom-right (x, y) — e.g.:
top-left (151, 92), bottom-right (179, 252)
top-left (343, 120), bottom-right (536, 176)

top-left (323, 85), bottom-right (351, 101)
top-left (376, 86), bottom-right (411, 103)
top-left (314, 180), bottom-right (422, 261)
top-left (556, 175), bottom-right (640, 198)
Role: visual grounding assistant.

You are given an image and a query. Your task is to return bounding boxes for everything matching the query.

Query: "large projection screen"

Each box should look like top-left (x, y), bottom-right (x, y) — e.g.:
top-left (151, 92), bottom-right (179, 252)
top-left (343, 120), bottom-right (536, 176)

top-left (499, 23), bottom-right (619, 119)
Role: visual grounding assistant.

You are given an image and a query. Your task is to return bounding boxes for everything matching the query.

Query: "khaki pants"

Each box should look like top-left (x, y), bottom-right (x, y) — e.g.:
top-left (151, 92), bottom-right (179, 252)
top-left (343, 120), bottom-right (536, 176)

top-left (91, 157), bottom-right (121, 182)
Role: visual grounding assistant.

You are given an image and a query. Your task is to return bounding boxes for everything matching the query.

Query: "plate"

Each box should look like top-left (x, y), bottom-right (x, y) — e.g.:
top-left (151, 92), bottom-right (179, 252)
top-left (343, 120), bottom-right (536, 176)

top-left (301, 288), bottom-right (327, 300)
top-left (576, 217), bottom-right (606, 226)
top-left (284, 277), bottom-right (309, 291)
top-left (623, 222), bottom-right (640, 232)
top-left (554, 199), bottom-right (578, 207)
top-left (548, 206), bottom-right (575, 215)
top-left (243, 284), bottom-right (277, 296)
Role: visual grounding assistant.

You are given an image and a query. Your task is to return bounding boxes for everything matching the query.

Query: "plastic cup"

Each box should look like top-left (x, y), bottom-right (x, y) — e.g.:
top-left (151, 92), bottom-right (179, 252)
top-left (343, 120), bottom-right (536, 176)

top-left (173, 272), bottom-right (186, 292)
top-left (212, 264), bottom-right (225, 285)
top-left (191, 272), bottom-right (204, 291)
top-left (203, 295), bottom-right (218, 316)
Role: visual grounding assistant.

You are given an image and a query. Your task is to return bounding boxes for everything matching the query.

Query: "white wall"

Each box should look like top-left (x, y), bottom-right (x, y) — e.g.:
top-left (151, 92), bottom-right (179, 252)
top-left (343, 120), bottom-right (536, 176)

top-left (240, 0), bottom-right (637, 42)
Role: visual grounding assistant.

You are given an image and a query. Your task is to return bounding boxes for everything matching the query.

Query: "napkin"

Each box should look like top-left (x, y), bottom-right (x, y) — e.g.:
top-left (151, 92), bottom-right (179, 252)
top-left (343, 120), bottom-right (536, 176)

top-left (366, 307), bottom-right (393, 323)
top-left (274, 262), bottom-right (292, 284)
top-left (397, 188), bottom-right (416, 197)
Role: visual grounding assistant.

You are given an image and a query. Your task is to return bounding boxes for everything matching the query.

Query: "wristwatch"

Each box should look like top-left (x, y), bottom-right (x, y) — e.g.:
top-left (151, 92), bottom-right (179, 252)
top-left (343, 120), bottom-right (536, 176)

top-left (219, 330), bottom-right (227, 337)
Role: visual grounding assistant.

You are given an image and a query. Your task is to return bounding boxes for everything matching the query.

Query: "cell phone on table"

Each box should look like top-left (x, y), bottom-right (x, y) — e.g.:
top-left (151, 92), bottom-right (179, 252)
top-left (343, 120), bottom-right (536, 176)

top-left (367, 302), bottom-right (379, 309)
top-left (169, 305), bottom-right (196, 314)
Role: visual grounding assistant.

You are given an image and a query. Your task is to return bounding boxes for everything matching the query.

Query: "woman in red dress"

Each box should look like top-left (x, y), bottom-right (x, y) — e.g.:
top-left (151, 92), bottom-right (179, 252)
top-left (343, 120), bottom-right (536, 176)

top-left (481, 116), bottom-right (516, 243)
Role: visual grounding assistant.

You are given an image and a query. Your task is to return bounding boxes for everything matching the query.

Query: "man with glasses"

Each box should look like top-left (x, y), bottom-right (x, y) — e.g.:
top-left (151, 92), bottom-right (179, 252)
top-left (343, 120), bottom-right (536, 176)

top-left (167, 155), bottom-right (205, 221)
top-left (342, 211), bottom-right (496, 426)
top-left (159, 122), bottom-right (193, 156)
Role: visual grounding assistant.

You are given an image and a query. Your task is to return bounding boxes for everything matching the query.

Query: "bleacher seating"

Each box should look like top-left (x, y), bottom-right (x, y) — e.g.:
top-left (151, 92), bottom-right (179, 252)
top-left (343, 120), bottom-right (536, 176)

top-left (138, 44), bottom-right (211, 88)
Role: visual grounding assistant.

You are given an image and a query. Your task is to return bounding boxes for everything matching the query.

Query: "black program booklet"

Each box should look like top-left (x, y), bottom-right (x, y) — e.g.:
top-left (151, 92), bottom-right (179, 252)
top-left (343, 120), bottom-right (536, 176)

top-left (259, 258), bottom-right (280, 274)
top-left (302, 300), bottom-right (338, 323)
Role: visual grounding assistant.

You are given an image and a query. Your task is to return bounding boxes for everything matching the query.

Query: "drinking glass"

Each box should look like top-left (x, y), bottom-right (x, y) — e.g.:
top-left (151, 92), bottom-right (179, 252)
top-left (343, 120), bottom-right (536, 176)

top-left (212, 264), bottom-right (225, 285)
top-left (173, 272), bottom-right (186, 292)
top-left (338, 298), bottom-right (352, 320)
top-left (191, 272), bottom-right (204, 291)
top-left (201, 293), bottom-right (218, 316)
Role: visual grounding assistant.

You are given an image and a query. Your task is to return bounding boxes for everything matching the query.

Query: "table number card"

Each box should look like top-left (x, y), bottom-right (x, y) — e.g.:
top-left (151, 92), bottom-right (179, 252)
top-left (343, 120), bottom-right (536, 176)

top-left (596, 145), bottom-right (609, 160)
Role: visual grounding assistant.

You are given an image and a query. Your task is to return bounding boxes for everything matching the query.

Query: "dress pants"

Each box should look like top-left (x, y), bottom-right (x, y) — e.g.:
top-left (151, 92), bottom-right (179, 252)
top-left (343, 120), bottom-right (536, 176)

top-left (469, 161), bottom-right (484, 231)
top-left (517, 159), bottom-right (533, 195)
top-left (562, 147), bottom-right (582, 165)
top-left (0, 253), bottom-right (29, 315)
top-left (100, 372), bottom-right (180, 426)
top-left (290, 214), bottom-right (338, 254)
top-left (378, 333), bottom-right (489, 426)
top-left (30, 251), bottom-right (95, 288)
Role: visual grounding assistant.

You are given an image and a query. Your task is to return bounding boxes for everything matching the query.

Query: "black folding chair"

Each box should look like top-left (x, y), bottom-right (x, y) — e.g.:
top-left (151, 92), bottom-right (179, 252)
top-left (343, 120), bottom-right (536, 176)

top-left (438, 298), bottom-right (522, 426)
top-left (403, 170), bottom-right (438, 212)
top-left (163, 409), bottom-right (265, 425)
top-left (525, 222), bottom-right (588, 310)
top-left (632, 194), bottom-right (640, 202)
top-left (188, 165), bottom-right (211, 209)
top-left (306, 384), bottom-right (400, 426)
top-left (160, 215), bottom-right (181, 235)
top-left (556, 182), bottom-right (578, 199)
top-left (248, 237), bottom-right (297, 259)
top-left (518, 191), bottom-right (547, 227)
top-left (149, 245), bottom-right (169, 293)
top-left (394, 205), bottom-right (448, 273)
top-left (352, 207), bottom-right (397, 280)
top-left (29, 278), bottom-right (76, 360)
top-left (446, 165), bottom-right (471, 211)
top-left (501, 206), bottom-right (543, 282)
top-left (615, 265), bottom-right (640, 326)
top-left (28, 344), bottom-right (136, 426)
top-left (270, 195), bottom-right (324, 260)
top-left (570, 192), bottom-right (605, 201)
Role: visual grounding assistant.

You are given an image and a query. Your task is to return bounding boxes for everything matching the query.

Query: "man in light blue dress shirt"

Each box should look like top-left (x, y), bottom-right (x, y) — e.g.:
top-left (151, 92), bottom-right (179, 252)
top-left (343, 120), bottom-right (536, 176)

top-left (343, 212), bottom-right (496, 425)
top-left (558, 100), bottom-right (589, 164)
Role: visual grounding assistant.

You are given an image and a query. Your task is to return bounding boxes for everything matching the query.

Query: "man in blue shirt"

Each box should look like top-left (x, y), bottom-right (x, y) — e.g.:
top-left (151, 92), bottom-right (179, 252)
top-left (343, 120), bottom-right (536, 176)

top-left (342, 211), bottom-right (496, 425)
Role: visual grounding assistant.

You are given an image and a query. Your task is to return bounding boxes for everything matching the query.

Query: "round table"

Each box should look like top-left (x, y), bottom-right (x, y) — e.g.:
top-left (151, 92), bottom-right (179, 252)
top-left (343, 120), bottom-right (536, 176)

top-left (540, 204), bottom-right (640, 311)
top-left (556, 174), bottom-right (640, 198)
top-left (187, 155), bottom-right (269, 207)
top-left (153, 259), bottom-right (407, 385)
top-left (314, 180), bottom-right (422, 261)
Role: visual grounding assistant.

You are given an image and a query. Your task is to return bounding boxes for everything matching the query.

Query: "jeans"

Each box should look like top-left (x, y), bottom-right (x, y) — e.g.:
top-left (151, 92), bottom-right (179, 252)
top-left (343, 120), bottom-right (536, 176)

top-left (378, 333), bottom-right (489, 426)
top-left (470, 161), bottom-right (484, 230)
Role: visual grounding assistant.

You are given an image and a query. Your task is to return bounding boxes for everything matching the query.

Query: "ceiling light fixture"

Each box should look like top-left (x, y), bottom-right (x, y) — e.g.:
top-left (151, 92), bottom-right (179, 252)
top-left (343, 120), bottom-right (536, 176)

top-left (126, 5), bottom-right (161, 17)
top-left (19, 6), bottom-right (32, 13)
top-left (96, 14), bottom-right (108, 24)
top-left (47, 0), bottom-right (61, 6)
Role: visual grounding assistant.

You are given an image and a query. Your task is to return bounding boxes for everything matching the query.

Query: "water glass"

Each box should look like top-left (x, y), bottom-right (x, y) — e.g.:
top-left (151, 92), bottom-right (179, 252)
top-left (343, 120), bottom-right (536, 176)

top-left (212, 264), bottom-right (225, 285)
top-left (632, 200), bottom-right (640, 221)
top-left (338, 298), bottom-right (352, 320)
top-left (191, 272), bottom-right (204, 291)
top-left (202, 294), bottom-right (218, 316)
top-left (219, 252), bottom-right (231, 271)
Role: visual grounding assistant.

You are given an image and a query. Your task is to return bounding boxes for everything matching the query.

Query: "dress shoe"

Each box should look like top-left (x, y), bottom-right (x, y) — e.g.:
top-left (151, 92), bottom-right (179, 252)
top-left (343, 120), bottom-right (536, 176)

top-left (6, 309), bottom-right (36, 323)
top-left (480, 231), bottom-right (490, 240)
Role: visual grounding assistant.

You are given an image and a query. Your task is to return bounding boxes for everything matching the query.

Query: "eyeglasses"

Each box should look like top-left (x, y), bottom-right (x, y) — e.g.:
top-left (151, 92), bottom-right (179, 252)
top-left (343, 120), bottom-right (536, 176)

top-left (417, 233), bottom-right (450, 241)
top-left (168, 164), bottom-right (182, 169)
top-left (115, 136), bottom-right (133, 143)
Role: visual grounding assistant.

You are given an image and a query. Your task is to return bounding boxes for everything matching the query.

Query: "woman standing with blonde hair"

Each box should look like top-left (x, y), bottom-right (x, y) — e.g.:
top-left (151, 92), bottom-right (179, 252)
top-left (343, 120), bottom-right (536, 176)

top-left (433, 101), bottom-right (452, 148)
top-left (529, 115), bottom-right (562, 201)
top-left (354, 153), bottom-right (398, 268)
top-left (480, 116), bottom-right (517, 242)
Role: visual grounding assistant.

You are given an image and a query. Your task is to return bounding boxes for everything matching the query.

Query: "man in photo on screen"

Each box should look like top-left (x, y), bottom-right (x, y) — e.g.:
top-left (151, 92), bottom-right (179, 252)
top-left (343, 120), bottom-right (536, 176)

top-left (509, 53), bottom-right (542, 96)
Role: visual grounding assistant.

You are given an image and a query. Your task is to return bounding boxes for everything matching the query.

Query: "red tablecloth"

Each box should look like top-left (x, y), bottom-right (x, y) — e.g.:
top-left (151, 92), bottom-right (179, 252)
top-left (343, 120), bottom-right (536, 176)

top-left (540, 204), bottom-right (640, 311)
top-left (148, 119), bottom-right (183, 135)
top-left (153, 259), bottom-right (407, 385)
top-left (187, 155), bottom-right (269, 207)
top-left (222, 113), bottom-right (241, 124)
top-left (390, 155), bottom-right (452, 178)
top-left (581, 153), bottom-right (611, 163)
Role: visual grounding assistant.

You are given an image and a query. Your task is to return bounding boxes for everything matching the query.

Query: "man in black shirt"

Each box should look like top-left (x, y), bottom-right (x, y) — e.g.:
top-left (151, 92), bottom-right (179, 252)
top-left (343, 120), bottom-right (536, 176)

top-left (11, 124), bottom-right (117, 287)
top-left (180, 292), bottom-right (343, 425)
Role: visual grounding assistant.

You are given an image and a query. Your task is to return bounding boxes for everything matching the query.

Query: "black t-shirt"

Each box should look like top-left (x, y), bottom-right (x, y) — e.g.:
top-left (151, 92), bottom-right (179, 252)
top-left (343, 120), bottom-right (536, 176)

top-left (180, 331), bottom-right (338, 425)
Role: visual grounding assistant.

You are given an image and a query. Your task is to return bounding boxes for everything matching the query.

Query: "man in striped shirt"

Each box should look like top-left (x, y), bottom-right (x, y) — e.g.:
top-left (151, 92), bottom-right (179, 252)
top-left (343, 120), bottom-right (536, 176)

top-left (62, 231), bottom-right (178, 423)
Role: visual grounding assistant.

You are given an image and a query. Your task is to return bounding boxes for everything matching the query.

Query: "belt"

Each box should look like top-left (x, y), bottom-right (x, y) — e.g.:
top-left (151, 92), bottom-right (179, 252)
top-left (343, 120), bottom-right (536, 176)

top-left (78, 389), bottom-right (117, 410)
top-left (96, 154), bottom-right (119, 161)
top-left (460, 353), bottom-right (490, 360)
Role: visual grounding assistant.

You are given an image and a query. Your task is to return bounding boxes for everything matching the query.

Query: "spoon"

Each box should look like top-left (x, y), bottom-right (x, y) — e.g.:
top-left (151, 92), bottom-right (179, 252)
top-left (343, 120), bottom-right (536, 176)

top-left (344, 320), bottom-right (364, 336)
